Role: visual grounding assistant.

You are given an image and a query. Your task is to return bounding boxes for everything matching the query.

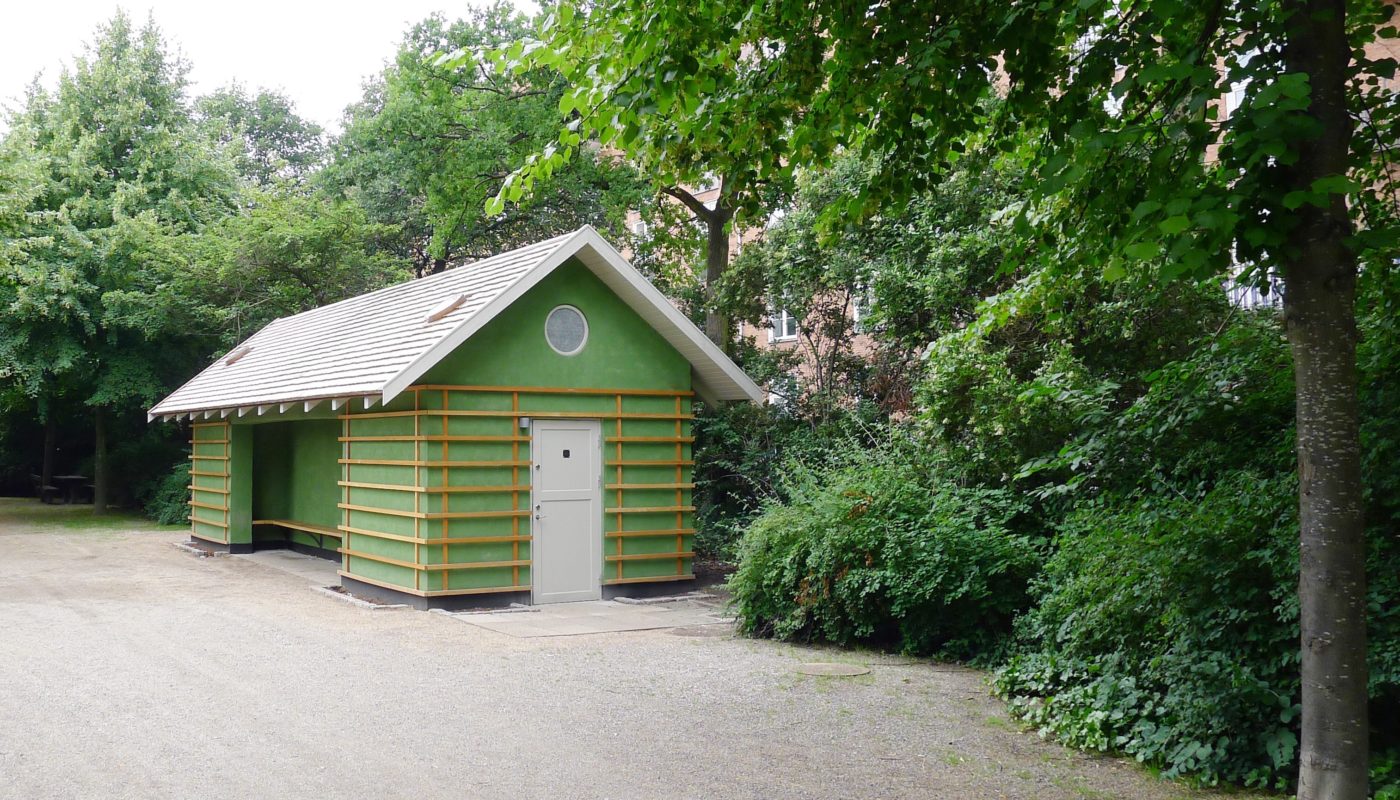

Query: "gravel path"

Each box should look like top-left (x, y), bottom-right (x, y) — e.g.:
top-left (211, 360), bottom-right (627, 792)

top-left (0, 499), bottom-right (1246, 800)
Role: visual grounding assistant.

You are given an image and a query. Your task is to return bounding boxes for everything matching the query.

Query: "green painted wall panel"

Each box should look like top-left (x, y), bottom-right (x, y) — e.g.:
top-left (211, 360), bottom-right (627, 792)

top-left (251, 420), bottom-right (341, 530)
top-left (418, 258), bottom-right (690, 391)
top-left (228, 425), bottom-right (253, 545)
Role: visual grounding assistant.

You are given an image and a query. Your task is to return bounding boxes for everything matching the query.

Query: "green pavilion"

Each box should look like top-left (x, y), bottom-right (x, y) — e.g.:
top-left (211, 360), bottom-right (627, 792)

top-left (150, 227), bottom-right (761, 608)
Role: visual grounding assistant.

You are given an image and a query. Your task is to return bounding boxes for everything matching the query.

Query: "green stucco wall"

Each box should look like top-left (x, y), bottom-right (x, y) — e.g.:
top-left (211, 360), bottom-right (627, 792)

top-left (418, 258), bottom-right (691, 389)
top-left (250, 419), bottom-right (341, 550)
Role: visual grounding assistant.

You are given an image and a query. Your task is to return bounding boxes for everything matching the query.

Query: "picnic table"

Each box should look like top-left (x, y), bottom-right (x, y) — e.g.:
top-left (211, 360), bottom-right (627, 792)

top-left (51, 475), bottom-right (92, 504)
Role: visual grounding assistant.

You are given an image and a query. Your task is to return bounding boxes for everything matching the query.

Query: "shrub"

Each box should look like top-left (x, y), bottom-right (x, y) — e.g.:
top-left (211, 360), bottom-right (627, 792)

top-left (143, 461), bottom-right (191, 525)
top-left (729, 438), bottom-right (1041, 661)
top-left (995, 471), bottom-right (1400, 792)
top-left (692, 400), bottom-right (886, 561)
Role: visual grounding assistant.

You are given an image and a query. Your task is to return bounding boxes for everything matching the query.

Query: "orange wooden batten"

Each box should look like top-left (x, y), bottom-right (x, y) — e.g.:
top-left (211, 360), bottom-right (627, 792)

top-left (334, 384), bottom-right (694, 597)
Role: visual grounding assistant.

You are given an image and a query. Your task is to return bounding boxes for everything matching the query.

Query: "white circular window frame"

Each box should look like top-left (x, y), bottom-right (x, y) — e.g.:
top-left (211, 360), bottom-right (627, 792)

top-left (544, 304), bottom-right (589, 356)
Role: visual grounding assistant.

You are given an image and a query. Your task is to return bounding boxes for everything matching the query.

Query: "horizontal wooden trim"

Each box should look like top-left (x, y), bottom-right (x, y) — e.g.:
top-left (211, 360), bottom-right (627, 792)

top-left (422, 509), bottom-right (530, 520)
top-left (188, 439), bottom-right (230, 445)
top-left (189, 485), bottom-right (230, 495)
top-left (342, 547), bottom-right (419, 570)
top-left (190, 454), bottom-right (230, 461)
top-left (337, 570), bottom-right (530, 598)
top-left (408, 384), bottom-right (692, 398)
top-left (338, 481), bottom-right (531, 495)
top-left (424, 583), bottom-right (531, 596)
top-left (423, 558), bottom-right (531, 571)
top-left (338, 503), bottom-right (422, 519)
top-left (605, 436), bottom-right (694, 443)
top-left (602, 574), bottom-right (696, 586)
top-left (605, 506), bottom-right (695, 514)
top-left (190, 469), bottom-right (228, 478)
top-left (190, 528), bottom-right (229, 544)
top-left (341, 504), bottom-right (532, 522)
top-left (338, 526), bottom-right (531, 547)
top-left (605, 529), bottom-right (697, 538)
top-left (339, 480), bottom-right (424, 493)
top-left (605, 459), bottom-right (695, 467)
top-left (605, 483), bottom-right (694, 490)
top-left (340, 458), bottom-right (418, 466)
top-left (426, 485), bottom-right (530, 494)
top-left (190, 516), bottom-right (228, 529)
top-left (605, 552), bottom-right (695, 562)
top-left (340, 435), bottom-right (531, 443)
top-left (252, 519), bottom-right (342, 538)
top-left (192, 422), bottom-right (229, 429)
top-left (422, 460), bottom-right (530, 468)
top-left (188, 500), bottom-right (228, 512)
top-left (422, 534), bottom-right (532, 546)
top-left (336, 570), bottom-right (419, 595)
top-left (339, 525), bottom-right (421, 544)
top-left (348, 410), bottom-right (691, 421)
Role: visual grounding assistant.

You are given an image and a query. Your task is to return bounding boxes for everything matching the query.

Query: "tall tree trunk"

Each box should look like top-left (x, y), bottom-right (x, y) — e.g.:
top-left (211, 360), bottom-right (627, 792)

top-left (40, 408), bottom-right (56, 490)
top-left (93, 406), bottom-right (109, 512)
top-left (703, 209), bottom-right (732, 350)
top-left (663, 183), bottom-right (736, 352)
top-left (1284, 2), bottom-right (1369, 797)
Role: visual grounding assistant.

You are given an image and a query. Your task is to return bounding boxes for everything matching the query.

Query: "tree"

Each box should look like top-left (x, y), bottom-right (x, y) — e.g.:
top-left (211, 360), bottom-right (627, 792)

top-left (446, 9), bottom-right (800, 347)
top-left (196, 84), bottom-right (327, 185)
top-left (490, 1), bottom-right (1399, 795)
top-left (186, 185), bottom-right (409, 343)
top-left (0, 12), bottom-right (239, 509)
top-left (325, 4), bottom-right (641, 278)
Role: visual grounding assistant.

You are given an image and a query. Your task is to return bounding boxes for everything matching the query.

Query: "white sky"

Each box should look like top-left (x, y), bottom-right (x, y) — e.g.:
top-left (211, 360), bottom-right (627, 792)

top-left (1, 0), bottom-right (535, 133)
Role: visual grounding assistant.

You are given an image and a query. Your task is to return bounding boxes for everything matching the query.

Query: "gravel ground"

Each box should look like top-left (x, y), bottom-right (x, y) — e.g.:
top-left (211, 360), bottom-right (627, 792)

top-left (0, 499), bottom-right (1249, 800)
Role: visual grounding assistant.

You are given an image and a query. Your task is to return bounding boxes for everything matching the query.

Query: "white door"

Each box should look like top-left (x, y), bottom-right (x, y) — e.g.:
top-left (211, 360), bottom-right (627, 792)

top-left (531, 419), bottom-right (603, 604)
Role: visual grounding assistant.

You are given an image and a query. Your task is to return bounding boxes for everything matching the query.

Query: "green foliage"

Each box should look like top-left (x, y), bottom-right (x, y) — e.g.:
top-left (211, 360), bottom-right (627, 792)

top-left (692, 397), bottom-right (887, 560)
top-left (142, 461), bottom-right (191, 525)
top-left (995, 468), bottom-right (1400, 793)
top-left (996, 473), bottom-right (1300, 787)
top-left (185, 185), bottom-right (409, 344)
top-left (0, 11), bottom-right (239, 410)
top-left (196, 84), bottom-right (326, 185)
top-left (728, 436), bottom-right (1041, 661)
top-left (983, 270), bottom-right (1400, 793)
top-left (326, 5), bottom-right (643, 276)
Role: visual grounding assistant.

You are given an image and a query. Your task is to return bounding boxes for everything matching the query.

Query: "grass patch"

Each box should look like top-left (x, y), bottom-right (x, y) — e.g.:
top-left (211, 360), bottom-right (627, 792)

top-left (0, 497), bottom-right (181, 533)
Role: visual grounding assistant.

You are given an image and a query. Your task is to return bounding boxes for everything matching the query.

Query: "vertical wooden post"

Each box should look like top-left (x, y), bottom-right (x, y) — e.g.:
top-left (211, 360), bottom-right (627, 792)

top-left (223, 425), bottom-right (230, 534)
top-left (615, 393), bottom-right (624, 582)
top-left (675, 396), bottom-right (684, 575)
top-left (442, 389), bottom-right (450, 591)
top-left (341, 411), bottom-right (350, 574)
top-left (512, 391), bottom-right (521, 589)
top-left (413, 389), bottom-right (421, 593)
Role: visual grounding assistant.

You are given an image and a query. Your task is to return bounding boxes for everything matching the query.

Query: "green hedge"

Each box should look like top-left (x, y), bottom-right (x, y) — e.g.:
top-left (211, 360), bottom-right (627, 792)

top-left (143, 461), bottom-right (191, 525)
top-left (728, 440), bottom-right (1041, 661)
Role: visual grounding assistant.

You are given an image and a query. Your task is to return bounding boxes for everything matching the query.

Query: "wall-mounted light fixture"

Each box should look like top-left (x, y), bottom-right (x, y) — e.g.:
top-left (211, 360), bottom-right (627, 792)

top-left (518, 416), bottom-right (531, 429)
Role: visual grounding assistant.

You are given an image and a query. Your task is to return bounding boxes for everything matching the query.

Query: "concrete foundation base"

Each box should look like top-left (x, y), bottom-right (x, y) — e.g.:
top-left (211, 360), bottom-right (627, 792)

top-left (190, 538), bottom-right (253, 555)
top-left (338, 576), bottom-right (530, 611)
top-left (337, 576), bottom-right (698, 610)
top-left (603, 579), bottom-right (697, 601)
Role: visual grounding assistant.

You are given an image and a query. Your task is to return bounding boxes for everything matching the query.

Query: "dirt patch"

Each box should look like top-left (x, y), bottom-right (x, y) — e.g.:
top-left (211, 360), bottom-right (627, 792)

top-left (0, 497), bottom-right (1261, 800)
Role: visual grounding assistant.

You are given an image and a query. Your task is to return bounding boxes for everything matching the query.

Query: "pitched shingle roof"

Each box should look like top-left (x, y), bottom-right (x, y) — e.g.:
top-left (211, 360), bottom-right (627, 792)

top-left (150, 227), bottom-right (760, 420)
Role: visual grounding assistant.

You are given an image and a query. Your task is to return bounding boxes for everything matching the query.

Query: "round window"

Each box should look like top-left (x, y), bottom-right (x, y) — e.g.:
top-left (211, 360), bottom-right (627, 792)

top-left (544, 305), bottom-right (588, 355)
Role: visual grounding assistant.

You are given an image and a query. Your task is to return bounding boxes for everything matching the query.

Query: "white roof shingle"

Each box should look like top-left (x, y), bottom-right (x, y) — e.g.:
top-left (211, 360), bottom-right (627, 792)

top-left (150, 227), bottom-right (760, 420)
